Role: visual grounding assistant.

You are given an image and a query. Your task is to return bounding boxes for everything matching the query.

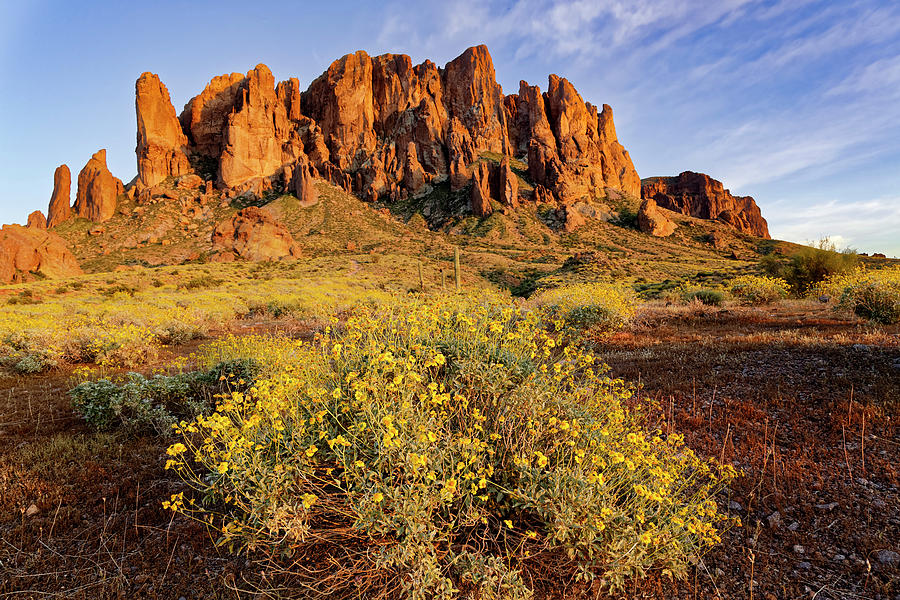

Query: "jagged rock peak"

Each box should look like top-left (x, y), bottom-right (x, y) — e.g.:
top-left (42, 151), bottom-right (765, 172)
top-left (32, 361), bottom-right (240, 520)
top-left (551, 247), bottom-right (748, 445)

top-left (143, 45), bottom-right (639, 225)
top-left (641, 171), bottom-right (770, 238)
top-left (47, 164), bottom-right (72, 228)
top-left (75, 150), bottom-right (123, 223)
top-left (135, 72), bottom-right (192, 188)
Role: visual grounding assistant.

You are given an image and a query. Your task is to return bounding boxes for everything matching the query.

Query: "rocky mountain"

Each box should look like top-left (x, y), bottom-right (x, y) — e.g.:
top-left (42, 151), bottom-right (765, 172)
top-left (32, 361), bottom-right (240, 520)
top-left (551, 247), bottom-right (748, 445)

top-left (641, 172), bottom-right (770, 238)
top-left (0, 45), bottom-right (778, 284)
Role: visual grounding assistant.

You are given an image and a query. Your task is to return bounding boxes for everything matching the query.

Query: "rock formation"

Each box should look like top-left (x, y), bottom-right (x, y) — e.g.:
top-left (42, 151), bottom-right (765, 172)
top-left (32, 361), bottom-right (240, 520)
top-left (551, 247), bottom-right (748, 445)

top-left (135, 72), bottom-right (192, 188)
top-left (75, 150), bottom-right (122, 223)
top-left (641, 172), bottom-right (769, 238)
top-left (165, 44), bottom-right (639, 225)
top-left (0, 225), bottom-right (82, 283)
top-left (287, 155), bottom-right (318, 206)
top-left (47, 164), bottom-right (72, 228)
top-left (26, 211), bottom-right (46, 229)
top-left (210, 206), bottom-right (301, 261)
top-left (637, 198), bottom-right (676, 237)
top-left (470, 162), bottom-right (494, 217)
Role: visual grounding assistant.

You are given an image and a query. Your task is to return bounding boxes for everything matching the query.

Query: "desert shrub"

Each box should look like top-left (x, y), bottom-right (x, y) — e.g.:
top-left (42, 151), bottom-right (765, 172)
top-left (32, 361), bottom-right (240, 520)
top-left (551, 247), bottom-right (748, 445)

top-left (821, 267), bottom-right (900, 324)
top-left (71, 360), bottom-right (259, 435)
top-left (14, 352), bottom-right (57, 374)
top-left (530, 282), bottom-right (635, 331)
top-left (729, 275), bottom-right (789, 305)
top-left (177, 275), bottom-right (224, 290)
top-left (684, 289), bottom-right (724, 306)
top-left (165, 294), bottom-right (734, 598)
top-left (778, 239), bottom-right (858, 295)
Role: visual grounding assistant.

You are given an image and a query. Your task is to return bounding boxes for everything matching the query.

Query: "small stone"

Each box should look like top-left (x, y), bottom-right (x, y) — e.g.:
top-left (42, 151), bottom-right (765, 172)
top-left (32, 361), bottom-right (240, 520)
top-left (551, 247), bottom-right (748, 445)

top-left (797, 561), bottom-right (811, 570)
top-left (816, 502), bottom-right (839, 511)
top-left (728, 500), bottom-right (743, 512)
top-left (876, 549), bottom-right (899, 568)
top-left (767, 511), bottom-right (782, 528)
top-left (852, 344), bottom-right (871, 351)
top-left (24, 504), bottom-right (39, 517)
top-left (793, 544), bottom-right (805, 554)
top-left (788, 521), bottom-right (800, 531)
top-left (833, 554), bottom-right (846, 562)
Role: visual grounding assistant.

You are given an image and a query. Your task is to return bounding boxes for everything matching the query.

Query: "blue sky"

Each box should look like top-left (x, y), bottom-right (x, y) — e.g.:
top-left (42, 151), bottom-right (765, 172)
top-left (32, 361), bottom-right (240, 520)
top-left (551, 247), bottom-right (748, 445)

top-left (1, 0), bottom-right (898, 255)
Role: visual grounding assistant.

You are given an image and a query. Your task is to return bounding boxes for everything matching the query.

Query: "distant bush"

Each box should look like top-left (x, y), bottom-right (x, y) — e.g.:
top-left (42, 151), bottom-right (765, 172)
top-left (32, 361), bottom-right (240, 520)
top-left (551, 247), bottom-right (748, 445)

top-left (821, 267), bottom-right (900, 324)
top-left (530, 282), bottom-right (635, 331)
top-left (71, 359), bottom-right (259, 435)
top-left (729, 275), bottom-right (789, 305)
top-left (772, 239), bottom-right (858, 295)
top-left (685, 289), bottom-right (725, 306)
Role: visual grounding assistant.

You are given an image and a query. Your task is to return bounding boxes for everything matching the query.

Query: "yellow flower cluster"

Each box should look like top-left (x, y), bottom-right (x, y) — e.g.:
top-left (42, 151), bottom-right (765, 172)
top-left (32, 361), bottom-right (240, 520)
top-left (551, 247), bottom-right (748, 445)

top-left (163, 291), bottom-right (735, 596)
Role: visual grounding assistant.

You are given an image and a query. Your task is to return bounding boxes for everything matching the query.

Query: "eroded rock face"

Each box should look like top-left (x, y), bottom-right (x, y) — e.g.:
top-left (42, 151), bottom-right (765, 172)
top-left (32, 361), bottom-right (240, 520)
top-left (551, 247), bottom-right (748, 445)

top-left (26, 211), bottom-right (46, 229)
top-left (170, 45), bottom-right (641, 219)
top-left (0, 225), bottom-right (82, 283)
top-left (288, 155), bottom-right (318, 206)
top-left (470, 161), bottom-right (493, 217)
top-left (210, 206), bottom-right (301, 261)
top-left (135, 72), bottom-right (191, 188)
top-left (47, 164), bottom-right (71, 228)
top-left (219, 64), bottom-right (305, 188)
top-left (641, 172), bottom-right (769, 238)
top-left (75, 150), bottom-right (122, 223)
top-left (493, 156), bottom-right (519, 207)
top-left (637, 198), bottom-right (676, 237)
top-left (181, 72), bottom-right (246, 158)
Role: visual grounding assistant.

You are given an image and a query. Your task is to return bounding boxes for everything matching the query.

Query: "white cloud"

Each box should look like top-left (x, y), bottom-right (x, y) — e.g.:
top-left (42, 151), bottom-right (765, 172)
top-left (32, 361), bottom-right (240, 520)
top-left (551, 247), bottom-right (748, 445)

top-left (768, 196), bottom-right (900, 255)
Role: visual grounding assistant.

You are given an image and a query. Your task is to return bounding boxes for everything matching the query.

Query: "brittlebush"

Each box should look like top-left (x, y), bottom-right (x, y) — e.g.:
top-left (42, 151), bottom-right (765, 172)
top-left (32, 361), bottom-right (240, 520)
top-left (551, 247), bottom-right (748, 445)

top-left (165, 292), bottom-right (736, 598)
top-left (819, 267), bottom-right (900, 324)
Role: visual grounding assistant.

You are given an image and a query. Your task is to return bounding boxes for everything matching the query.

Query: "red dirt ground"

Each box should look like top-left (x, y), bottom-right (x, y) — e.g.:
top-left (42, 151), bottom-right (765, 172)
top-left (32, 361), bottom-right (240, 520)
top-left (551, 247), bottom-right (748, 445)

top-left (1, 303), bottom-right (898, 599)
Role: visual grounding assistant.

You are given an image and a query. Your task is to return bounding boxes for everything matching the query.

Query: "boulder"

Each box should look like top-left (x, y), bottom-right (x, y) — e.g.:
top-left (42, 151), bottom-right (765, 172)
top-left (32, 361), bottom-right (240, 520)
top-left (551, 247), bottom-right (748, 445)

top-left (637, 198), bottom-right (676, 237)
top-left (26, 211), bottom-right (46, 229)
top-left (560, 204), bottom-right (586, 233)
top-left (46, 164), bottom-right (72, 228)
top-left (210, 206), bottom-right (301, 261)
top-left (135, 72), bottom-right (191, 188)
top-left (641, 172), bottom-right (769, 238)
top-left (0, 224), bottom-right (82, 283)
top-left (74, 150), bottom-right (121, 222)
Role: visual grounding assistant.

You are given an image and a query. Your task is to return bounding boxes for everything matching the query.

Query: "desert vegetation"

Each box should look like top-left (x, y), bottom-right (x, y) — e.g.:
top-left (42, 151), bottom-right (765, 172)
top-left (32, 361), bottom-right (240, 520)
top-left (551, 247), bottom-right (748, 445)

top-left (2, 256), bottom-right (898, 599)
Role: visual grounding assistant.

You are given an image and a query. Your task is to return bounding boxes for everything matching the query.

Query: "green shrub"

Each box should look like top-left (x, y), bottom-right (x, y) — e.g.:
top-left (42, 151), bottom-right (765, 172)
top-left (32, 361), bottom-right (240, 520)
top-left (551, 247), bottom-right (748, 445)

top-left (164, 294), bottom-right (734, 598)
top-left (530, 282), bottom-right (635, 331)
top-left (685, 289), bottom-right (724, 306)
top-left (729, 275), bottom-right (789, 305)
top-left (70, 359), bottom-right (259, 435)
top-left (778, 239), bottom-right (858, 295)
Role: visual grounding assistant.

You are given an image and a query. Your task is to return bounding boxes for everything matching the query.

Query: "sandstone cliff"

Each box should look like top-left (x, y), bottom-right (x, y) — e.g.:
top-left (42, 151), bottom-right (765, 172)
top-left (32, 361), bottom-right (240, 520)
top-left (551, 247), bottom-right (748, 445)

top-left (135, 72), bottom-right (191, 188)
top-left (169, 44), bottom-right (640, 223)
top-left (641, 172), bottom-right (770, 238)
